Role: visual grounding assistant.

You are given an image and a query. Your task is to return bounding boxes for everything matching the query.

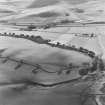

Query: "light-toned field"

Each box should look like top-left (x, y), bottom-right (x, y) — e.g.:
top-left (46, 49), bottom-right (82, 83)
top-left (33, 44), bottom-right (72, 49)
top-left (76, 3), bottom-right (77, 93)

top-left (0, 25), bottom-right (104, 105)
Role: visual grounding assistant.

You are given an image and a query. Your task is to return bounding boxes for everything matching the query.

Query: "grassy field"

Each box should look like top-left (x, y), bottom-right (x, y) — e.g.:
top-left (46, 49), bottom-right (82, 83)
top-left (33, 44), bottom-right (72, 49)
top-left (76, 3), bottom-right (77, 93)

top-left (0, 25), bottom-right (104, 105)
